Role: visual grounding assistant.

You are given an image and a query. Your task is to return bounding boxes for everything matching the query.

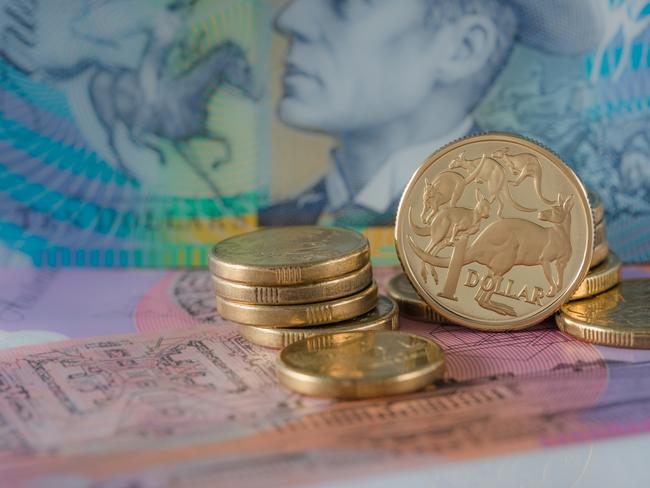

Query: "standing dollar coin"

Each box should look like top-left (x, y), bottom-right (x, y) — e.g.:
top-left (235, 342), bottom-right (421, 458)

top-left (395, 133), bottom-right (593, 331)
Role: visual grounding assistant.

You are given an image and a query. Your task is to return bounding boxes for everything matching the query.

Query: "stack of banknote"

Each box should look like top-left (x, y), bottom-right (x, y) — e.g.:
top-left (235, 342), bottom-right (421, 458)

top-left (209, 227), bottom-right (398, 349)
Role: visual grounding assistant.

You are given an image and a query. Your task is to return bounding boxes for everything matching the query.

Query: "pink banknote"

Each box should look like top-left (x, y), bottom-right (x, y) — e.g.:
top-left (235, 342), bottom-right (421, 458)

top-left (1, 264), bottom-right (649, 341)
top-left (1, 265), bottom-right (650, 486)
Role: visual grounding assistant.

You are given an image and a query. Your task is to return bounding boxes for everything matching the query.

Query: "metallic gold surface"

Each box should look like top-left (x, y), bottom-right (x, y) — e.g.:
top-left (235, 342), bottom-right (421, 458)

top-left (591, 240), bottom-right (609, 269)
top-left (395, 133), bottom-right (593, 331)
top-left (570, 252), bottom-right (621, 300)
top-left (240, 295), bottom-right (398, 348)
top-left (276, 331), bottom-right (445, 399)
top-left (216, 281), bottom-right (378, 327)
top-left (209, 226), bottom-right (369, 285)
top-left (212, 263), bottom-right (372, 305)
top-left (557, 280), bottom-right (650, 348)
top-left (387, 273), bottom-right (453, 324)
top-left (587, 189), bottom-right (604, 225)
top-left (594, 219), bottom-right (606, 248)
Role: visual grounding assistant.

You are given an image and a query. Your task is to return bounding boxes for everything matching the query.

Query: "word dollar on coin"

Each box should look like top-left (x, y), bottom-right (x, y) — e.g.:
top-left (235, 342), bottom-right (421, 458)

top-left (395, 133), bottom-right (593, 331)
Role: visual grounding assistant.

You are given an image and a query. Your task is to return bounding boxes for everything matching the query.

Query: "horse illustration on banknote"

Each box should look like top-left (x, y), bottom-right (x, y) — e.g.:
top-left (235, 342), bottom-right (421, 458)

top-left (409, 147), bottom-right (574, 317)
top-left (89, 20), bottom-right (256, 195)
top-left (1, 0), bottom-right (255, 197)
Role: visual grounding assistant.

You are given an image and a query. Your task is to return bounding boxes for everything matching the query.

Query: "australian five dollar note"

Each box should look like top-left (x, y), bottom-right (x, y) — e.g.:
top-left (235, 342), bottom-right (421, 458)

top-left (1, 0), bottom-right (650, 267)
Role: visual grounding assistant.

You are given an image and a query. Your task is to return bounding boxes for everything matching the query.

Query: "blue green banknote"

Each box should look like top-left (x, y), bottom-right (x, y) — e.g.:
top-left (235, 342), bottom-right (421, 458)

top-left (2, 0), bottom-right (650, 267)
top-left (0, 0), bottom-right (267, 267)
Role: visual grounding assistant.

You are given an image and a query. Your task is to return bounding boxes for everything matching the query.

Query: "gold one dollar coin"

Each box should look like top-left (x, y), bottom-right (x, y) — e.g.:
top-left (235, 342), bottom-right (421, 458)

top-left (213, 263), bottom-right (372, 305)
top-left (276, 331), bottom-right (445, 399)
top-left (570, 252), bottom-right (621, 301)
top-left (209, 226), bottom-right (369, 285)
top-left (216, 281), bottom-right (378, 327)
top-left (387, 273), bottom-right (452, 324)
top-left (395, 133), bottom-right (593, 331)
top-left (240, 295), bottom-right (398, 348)
top-left (557, 280), bottom-right (650, 348)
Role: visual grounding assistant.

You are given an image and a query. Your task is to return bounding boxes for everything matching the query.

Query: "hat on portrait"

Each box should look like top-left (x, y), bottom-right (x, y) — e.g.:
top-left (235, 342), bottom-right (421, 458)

top-left (508, 0), bottom-right (607, 54)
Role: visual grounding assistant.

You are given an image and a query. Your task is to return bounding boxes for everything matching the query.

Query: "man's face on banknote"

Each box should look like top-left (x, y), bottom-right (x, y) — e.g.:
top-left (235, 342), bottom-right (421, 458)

top-left (276, 0), bottom-right (448, 132)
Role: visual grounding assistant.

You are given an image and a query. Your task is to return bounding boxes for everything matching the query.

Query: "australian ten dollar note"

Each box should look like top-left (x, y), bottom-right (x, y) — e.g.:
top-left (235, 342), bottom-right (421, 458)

top-left (2, 0), bottom-right (650, 266)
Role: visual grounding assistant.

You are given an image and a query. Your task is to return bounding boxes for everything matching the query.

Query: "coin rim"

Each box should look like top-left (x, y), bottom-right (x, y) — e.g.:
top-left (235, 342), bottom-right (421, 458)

top-left (570, 252), bottom-right (621, 300)
top-left (395, 132), bottom-right (594, 331)
top-left (593, 219), bottom-right (606, 248)
top-left (387, 273), bottom-right (453, 324)
top-left (212, 262), bottom-right (373, 305)
top-left (591, 240), bottom-right (609, 269)
top-left (240, 295), bottom-right (399, 348)
top-left (557, 280), bottom-right (650, 348)
top-left (588, 189), bottom-right (604, 225)
top-left (216, 281), bottom-right (378, 327)
top-left (275, 331), bottom-right (445, 399)
top-left (209, 226), bottom-right (370, 285)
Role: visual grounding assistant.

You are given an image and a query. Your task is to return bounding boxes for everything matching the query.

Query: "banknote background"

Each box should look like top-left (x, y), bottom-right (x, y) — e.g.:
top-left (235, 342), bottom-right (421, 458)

top-left (2, 0), bottom-right (650, 267)
top-left (0, 264), bottom-right (649, 486)
top-left (3, 2), bottom-right (650, 486)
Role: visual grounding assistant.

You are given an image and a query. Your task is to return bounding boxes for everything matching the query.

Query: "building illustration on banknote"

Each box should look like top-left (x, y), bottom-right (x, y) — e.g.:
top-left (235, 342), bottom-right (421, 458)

top-left (2, 0), bottom-right (650, 266)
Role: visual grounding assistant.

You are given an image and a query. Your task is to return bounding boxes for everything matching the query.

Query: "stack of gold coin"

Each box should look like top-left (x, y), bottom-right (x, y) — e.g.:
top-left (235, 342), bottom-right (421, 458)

top-left (389, 132), bottom-right (634, 349)
top-left (588, 189), bottom-right (609, 269)
top-left (556, 280), bottom-right (650, 348)
top-left (387, 272), bottom-right (451, 324)
top-left (210, 226), bottom-right (398, 348)
top-left (555, 189), bottom-right (631, 346)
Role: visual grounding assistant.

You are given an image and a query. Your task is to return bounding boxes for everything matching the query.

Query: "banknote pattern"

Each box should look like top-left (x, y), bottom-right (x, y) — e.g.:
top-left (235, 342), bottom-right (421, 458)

top-left (478, 1), bottom-right (650, 262)
top-left (0, 266), bottom-right (650, 485)
top-left (0, 0), bottom-right (266, 267)
top-left (3, 1), bottom-right (650, 265)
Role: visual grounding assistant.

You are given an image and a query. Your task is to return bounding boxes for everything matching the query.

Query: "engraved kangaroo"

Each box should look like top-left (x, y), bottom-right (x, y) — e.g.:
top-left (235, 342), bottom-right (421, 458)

top-left (420, 171), bottom-right (466, 223)
top-left (449, 152), bottom-right (535, 216)
top-left (410, 189), bottom-right (490, 284)
top-left (408, 195), bottom-right (575, 316)
top-left (491, 147), bottom-right (554, 205)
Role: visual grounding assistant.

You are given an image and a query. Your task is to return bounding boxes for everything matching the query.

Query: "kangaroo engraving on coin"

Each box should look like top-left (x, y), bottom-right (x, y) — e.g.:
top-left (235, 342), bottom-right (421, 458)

top-left (396, 134), bottom-right (593, 331)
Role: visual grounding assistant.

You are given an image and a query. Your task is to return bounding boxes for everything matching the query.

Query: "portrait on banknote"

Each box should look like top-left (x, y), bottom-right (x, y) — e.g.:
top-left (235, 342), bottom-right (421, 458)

top-left (262, 0), bottom-right (650, 263)
top-left (261, 0), bottom-right (603, 226)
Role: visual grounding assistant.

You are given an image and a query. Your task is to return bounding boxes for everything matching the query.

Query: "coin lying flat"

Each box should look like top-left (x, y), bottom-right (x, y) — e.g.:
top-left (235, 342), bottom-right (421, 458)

top-left (587, 189), bottom-right (604, 225)
top-left (395, 133), bottom-right (593, 331)
top-left (557, 280), bottom-right (650, 348)
top-left (276, 331), bottom-right (445, 399)
top-left (591, 240), bottom-right (609, 269)
top-left (240, 295), bottom-right (398, 348)
top-left (212, 263), bottom-right (372, 305)
top-left (216, 281), bottom-right (378, 327)
top-left (570, 252), bottom-right (621, 301)
top-left (387, 273), bottom-right (452, 323)
top-left (209, 227), bottom-right (369, 285)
